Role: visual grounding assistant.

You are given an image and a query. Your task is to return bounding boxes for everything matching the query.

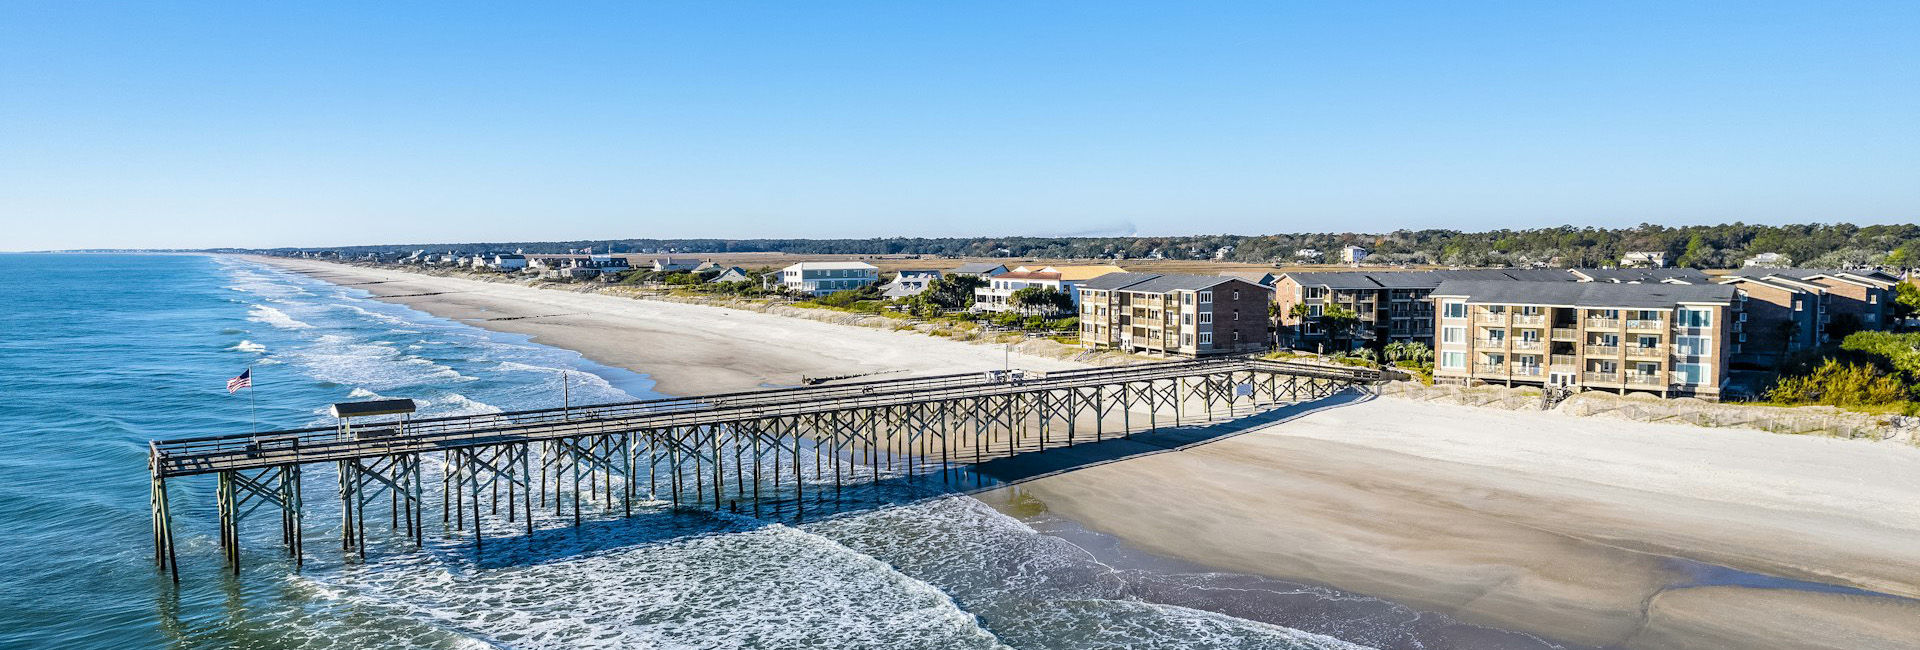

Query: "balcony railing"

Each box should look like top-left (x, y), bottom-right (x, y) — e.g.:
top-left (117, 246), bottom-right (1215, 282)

top-left (1475, 338), bottom-right (1508, 348)
top-left (1550, 354), bottom-right (1577, 368)
top-left (1551, 327), bottom-right (1578, 340)
top-left (1586, 344), bottom-right (1620, 356)
top-left (1586, 318), bottom-right (1621, 329)
top-left (1625, 319), bottom-right (1664, 330)
top-left (1475, 363), bottom-right (1509, 375)
top-left (1625, 345), bottom-right (1665, 358)
top-left (1510, 364), bottom-right (1544, 377)
top-left (1624, 373), bottom-right (1664, 386)
top-left (1582, 371), bottom-right (1620, 384)
top-left (1511, 314), bottom-right (1546, 327)
top-left (1512, 339), bottom-right (1544, 351)
top-left (1477, 313), bottom-right (1508, 324)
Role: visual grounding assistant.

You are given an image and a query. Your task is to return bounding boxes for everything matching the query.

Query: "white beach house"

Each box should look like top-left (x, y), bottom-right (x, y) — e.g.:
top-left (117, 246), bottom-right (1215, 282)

top-left (780, 261), bottom-right (880, 295)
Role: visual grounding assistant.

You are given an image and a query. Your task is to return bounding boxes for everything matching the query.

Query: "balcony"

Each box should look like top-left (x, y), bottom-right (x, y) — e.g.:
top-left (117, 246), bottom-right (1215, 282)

top-left (1625, 345), bottom-right (1665, 358)
top-left (1586, 318), bottom-right (1621, 329)
top-left (1475, 363), bottom-right (1509, 375)
top-left (1477, 313), bottom-right (1509, 325)
top-left (1510, 364), bottom-right (1544, 377)
top-left (1511, 314), bottom-right (1546, 327)
top-left (1551, 327), bottom-right (1578, 340)
top-left (1511, 339), bottom-right (1544, 351)
top-left (1626, 318), bottom-right (1664, 331)
top-left (1582, 371), bottom-right (1620, 384)
top-left (1624, 373), bottom-right (1665, 387)
top-left (1475, 338), bottom-right (1508, 348)
top-left (1586, 344), bottom-right (1620, 356)
top-left (1550, 354), bottom-right (1577, 369)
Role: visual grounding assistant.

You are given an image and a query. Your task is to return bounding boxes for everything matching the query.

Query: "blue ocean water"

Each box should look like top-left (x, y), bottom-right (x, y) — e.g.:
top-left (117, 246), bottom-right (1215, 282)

top-left (0, 254), bottom-right (1401, 650)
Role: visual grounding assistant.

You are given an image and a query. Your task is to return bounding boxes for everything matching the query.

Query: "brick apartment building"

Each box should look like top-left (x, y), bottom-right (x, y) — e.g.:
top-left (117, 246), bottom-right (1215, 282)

top-left (1078, 273), bottom-right (1272, 357)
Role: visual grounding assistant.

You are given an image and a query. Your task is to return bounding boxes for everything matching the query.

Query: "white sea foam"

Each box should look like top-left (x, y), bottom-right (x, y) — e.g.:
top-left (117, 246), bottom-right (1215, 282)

top-left (249, 304), bottom-right (314, 330)
top-left (230, 340), bottom-right (269, 353)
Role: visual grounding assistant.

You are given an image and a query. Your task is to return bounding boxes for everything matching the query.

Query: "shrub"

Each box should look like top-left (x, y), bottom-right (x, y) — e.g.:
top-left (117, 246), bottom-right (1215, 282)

top-left (1767, 360), bottom-right (1909, 407)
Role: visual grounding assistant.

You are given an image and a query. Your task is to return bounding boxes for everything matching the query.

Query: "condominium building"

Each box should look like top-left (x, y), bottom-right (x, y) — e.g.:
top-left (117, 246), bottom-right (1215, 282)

top-left (1078, 273), bottom-right (1272, 357)
top-left (1273, 269), bottom-right (1575, 350)
top-left (779, 261), bottom-right (880, 296)
top-left (1429, 281), bottom-right (1737, 399)
top-left (1725, 269), bottom-right (1900, 332)
top-left (1715, 275), bottom-right (1827, 369)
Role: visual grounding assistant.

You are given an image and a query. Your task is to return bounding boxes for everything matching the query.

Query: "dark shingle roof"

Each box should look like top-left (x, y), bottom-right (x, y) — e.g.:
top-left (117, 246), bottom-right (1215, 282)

top-left (1729, 268), bottom-right (1899, 285)
top-left (1430, 280), bottom-right (1735, 308)
top-left (1572, 268), bottom-right (1710, 283)
top-left (950, 263), bottom-right (1007, 274)
top-left (1080, 272), bottom-right (1269, 293)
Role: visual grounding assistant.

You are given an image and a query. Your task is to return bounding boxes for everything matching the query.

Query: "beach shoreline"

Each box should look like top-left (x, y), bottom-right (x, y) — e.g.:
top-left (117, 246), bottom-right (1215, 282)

top-left (252, 256), bottom-right (1920, 649)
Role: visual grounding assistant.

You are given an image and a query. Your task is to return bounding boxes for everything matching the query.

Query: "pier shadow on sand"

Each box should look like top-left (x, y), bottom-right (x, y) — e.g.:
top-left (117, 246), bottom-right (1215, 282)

top-left (428, 389), bottom-right (1378, 571)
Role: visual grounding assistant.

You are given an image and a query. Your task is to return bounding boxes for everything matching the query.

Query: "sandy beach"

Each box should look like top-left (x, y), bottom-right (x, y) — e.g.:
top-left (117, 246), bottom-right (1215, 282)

top-left (257, 257), bottom-right (1920, 649)
top-left (255, 257), bottom-right (1084, 395)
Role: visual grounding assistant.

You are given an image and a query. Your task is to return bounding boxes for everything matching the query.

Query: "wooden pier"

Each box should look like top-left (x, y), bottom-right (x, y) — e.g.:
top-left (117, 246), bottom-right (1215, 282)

top-left (148, 357), bottom-right (1387, 579)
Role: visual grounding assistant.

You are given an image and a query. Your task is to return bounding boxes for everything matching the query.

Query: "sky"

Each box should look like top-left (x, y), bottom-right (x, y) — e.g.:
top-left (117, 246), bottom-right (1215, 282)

top-left (2, 1), bottom-right (1917, 250)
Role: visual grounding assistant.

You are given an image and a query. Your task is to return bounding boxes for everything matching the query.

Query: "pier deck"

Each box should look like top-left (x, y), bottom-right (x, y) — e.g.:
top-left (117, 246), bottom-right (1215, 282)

top-left (149, 356), bottom-right (1387, 579)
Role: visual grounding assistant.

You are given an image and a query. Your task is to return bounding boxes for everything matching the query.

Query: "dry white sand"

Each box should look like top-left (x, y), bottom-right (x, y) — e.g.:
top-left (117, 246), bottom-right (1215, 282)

top-left (255, 257), bottom-right (1083, 395)
top-left (1011, 397), bottom-right (1920, 649)
top-left (259, 257), bottom-right (1920, 649)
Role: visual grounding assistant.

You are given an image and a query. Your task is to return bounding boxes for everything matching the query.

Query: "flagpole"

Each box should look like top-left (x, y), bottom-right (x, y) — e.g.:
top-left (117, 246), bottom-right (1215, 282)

top-left (248, 365), bottom-right (258, 435)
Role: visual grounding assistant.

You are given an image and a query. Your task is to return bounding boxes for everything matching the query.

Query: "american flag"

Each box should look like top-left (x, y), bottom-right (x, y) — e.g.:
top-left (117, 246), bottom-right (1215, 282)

top-left (227, 369), bottom-right (252, 394)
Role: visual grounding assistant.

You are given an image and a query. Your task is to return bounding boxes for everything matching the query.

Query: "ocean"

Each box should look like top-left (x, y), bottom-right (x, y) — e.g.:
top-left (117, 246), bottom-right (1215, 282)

top-left (0, 254), bottom-right (1556, 649)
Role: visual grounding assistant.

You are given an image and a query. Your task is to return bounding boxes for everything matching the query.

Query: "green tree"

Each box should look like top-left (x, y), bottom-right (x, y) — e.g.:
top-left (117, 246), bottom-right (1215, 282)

top-left (1009, 286), bottom-right (1073, 316)
top-left (1894, 282), bottom-right (1920, 326)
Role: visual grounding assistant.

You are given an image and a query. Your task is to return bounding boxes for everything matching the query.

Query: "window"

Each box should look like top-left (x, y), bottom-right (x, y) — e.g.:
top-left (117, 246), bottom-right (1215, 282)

top-left (1636, 335), bottom-right (1659, 348)
top-left (1182, 333), bottom-right (1194, 346)
top-left (1232, 289), bottom-right (1240, 300)
top-left (1183, 293), bottom-right (1194, 305)
top-left (1677, 308), bottom-right (1713, 328)
top-left (1674, 363), bottom-right (1706, 385)
top-left (1443, 302), bottom-right (1467, 319)
top-left (1233, 309), bottom-right (1240, 321)
top-left (1182, 314), bottom-right (1193, 325)
top-left (1233, 330), bottom-right (1241, 341)
top-left (1303, 287), bottom-right (1325, 300)
top-left (1308, 304), bottom-right (1323, 317)
top-left (1871, 293), bottom-right (1880, 304)
top-left (1199, 313), bottom-right (1213, 324)
top-left (1199, 291), bottom-right (1213, 304)
top-left (1440, 351), bottom-right (1467, 369)
top-left (1199, 332), bottom-right (1212, 346)
top-left (1441, 326), bottom-right (1466, 344)
top-left (1674, 336), bottom-right (1711, 356)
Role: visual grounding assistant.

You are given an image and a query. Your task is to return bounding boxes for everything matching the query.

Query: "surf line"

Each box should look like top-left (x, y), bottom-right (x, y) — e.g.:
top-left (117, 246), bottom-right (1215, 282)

top-left (480, 313), bottom-right (586, 322)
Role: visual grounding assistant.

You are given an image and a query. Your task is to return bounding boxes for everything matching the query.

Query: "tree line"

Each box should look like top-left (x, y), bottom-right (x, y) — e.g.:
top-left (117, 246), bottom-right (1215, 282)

top-left (257, 222), bottom-right (1920, 269)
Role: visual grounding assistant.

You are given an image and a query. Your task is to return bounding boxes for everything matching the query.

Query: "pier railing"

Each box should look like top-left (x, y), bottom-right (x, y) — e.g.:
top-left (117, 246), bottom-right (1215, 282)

top-left (147, 356), bottom-right (1386, 579)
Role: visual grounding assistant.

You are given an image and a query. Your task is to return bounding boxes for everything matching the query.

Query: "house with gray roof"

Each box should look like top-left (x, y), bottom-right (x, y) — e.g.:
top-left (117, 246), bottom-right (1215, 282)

top-left (947, 262), bottom-right (1008, 278)
top-left (1078, 273), bottom-right (1272, 357)
top-left (881, 270), bottom-right (943, 299)
top-left (1428, 280), bottom-right (1737, 399)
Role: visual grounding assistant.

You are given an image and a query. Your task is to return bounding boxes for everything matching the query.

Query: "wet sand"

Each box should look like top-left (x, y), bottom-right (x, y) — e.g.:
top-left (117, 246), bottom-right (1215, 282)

top-left (1003, 396), bottom-right (1920, 649)
top-left (255, 257), bottom-right (1920, 649)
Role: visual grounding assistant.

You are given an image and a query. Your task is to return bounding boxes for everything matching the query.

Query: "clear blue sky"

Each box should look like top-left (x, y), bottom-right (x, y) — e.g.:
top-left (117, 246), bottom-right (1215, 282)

top-left (3, 1), bottom-right (1916, 250)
